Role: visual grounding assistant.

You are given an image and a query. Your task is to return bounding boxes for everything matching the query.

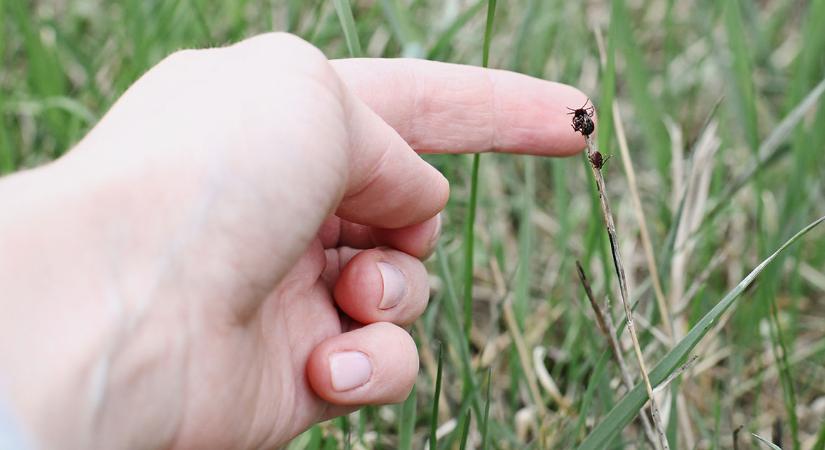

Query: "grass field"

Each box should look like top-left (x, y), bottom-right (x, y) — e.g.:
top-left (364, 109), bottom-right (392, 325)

top-left (3, 0), bottom-right (825, 449)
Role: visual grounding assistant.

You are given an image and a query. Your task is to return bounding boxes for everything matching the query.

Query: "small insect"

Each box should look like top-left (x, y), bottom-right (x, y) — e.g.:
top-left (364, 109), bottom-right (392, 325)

top-left (589, 151), bottom-right (604, 169)
top-left (568, 99), bottom-right (596, 136)
top-left (588, 151), bottom-right (611, 170)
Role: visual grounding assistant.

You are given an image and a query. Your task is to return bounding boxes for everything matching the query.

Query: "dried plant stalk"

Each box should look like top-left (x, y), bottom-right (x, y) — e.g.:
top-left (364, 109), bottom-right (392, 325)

top-left (576, 261), bottom-right (659, 449)
top-left (612, 102), bottom-right (674, 341)
top-left (583, 134), bottom-right (670, 450)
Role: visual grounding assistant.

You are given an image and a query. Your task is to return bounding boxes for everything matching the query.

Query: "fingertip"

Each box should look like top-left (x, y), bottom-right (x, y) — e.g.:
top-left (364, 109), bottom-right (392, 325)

top-left (556, 88), bottom-right (596, 156)
top-left (435, 169), bottom-right (450, 209)
top-left (333, 249), bottom-right (429, 325)
top-left (525, 81), bottom-right (593, 157)
top-left (333, 251), bottom-right (383, 317)
top-left (306, 322), bottom-right (418, 405)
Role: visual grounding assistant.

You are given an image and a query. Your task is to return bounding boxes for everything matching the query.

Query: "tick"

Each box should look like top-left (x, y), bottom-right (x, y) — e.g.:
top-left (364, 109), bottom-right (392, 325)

top-left (588, 151), bottom-right (612, 170)
top-left (568, 99), bottom-right (596, 136)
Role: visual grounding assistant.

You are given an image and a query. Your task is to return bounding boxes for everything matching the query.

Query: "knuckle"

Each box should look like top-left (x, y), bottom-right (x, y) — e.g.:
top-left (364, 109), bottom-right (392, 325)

top-left (229, 32), bottom-right (342, 97)
top-left (160, 48), bottom-right (205, 69)
top-left (248, 32), bottom-right (309, 50)
top-left (235, 33), bottom-right (327, 67)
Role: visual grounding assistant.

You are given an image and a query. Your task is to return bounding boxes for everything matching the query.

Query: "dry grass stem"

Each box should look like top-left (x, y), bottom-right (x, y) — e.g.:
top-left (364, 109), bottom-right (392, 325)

top-left (670, 121), bottom-right (720, 338)
top-left (677, 393), bottom-right (696, 448)
top-left (632, 313), bottom-right (671, 347)
top-left (575, 261), bottom-right (660, 448)
top-left (613, 102), bottom-right (674, 342)
top-left (501, 297), bottom-right (552, 418)
top-left (583, 134), bottom-right (670, 450)
top-left (532, 347), bottom-right (568, 410)
top-left (799, 262), bottom-right (825, 292)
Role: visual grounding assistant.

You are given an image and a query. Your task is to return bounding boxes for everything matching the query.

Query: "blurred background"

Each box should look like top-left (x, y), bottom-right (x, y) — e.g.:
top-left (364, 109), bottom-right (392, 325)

top-left (2, 0), bottom-right (825, 448)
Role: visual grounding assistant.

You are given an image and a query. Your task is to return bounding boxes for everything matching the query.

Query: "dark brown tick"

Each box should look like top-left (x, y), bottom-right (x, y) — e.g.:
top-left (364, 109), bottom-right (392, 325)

top-left (589, 151), bottom-right (604, 169)
top-left (588, 151), bottom-right (612, 170)
top-left (568, 99), bottom-right (596, 136)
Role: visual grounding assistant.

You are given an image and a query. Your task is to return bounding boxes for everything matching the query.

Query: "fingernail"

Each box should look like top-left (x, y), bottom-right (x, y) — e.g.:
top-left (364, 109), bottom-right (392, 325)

top-left (377, 262), bottom-right (406, 310)
top-left (330, 351), bottom-right (372, 391)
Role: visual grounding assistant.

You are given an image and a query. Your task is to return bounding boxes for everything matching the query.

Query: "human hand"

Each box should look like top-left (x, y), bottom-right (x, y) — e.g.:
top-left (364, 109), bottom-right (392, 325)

top-left (0, 33), bottom-right (587, 449)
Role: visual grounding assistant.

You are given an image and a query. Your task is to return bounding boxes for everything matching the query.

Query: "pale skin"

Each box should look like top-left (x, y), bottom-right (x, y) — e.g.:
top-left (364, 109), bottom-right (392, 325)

top-left (0, 33), bottom-right (587, 449)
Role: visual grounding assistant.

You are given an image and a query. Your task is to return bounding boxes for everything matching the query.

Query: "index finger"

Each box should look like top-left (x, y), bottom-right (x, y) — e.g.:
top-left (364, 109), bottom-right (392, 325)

top-left (331, 58), bottom-right (590, 156)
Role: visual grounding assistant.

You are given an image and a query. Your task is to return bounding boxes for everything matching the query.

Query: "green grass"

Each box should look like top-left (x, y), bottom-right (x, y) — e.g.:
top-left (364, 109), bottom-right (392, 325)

top-left (399, 384), bottom-right (417, 450)
top-left (429, 341), bottom-right (444, 450)
top-left (458, 409), bottom-right (472, 450)
top-left (480, 368), bottom-right (492, 450)
top-left (462, 0), bottom-right (497, 342)
top-left (332, 0), bottom-right (362, 57)
top-left (579, 216), bottom-right (824, 450)
top-left (768, 295), bottom-right (800, 450)
top-left (4, 0), bottom-right (825, 448)
top-left (815, 419), bottom-right (825, 450)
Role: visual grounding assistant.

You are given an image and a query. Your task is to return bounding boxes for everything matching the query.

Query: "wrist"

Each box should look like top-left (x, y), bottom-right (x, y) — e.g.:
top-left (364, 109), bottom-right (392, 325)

top-left (0, 161), bottom-right (185, 449)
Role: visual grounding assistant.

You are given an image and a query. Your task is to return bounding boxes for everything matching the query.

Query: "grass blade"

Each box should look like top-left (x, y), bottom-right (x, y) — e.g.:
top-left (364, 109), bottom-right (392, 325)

top-left (0, 0), bottom-right (13, 172)
top-left (462, 153), bottom-right (481, 340)
top-left (338, 416), bottom-right (351, 450)
top-left (578, 215), bottom-right (825, 450)
top-left (610, 0), bottom-right (670, 174)
top-left (398, 383), bottom-right (417, 450)
top-left (752, 433), bottom-right (782, 450)
top-left (286, 425), bottom-right (323, 450)
top-left (724, 0), bottom-right (759, 151)
top-left (426, 0), bottom-right (485, 60)
top-left (332, 0), bottom-right (362, 57)
top-left (574, 350), bottom-right (610, 441)
top-left (514, 156), bottom-right (534, 325)
top-left (768, 297), bottom-right (800, 450)
top-left (814, 418), bottom-right (825, 450)
top-left (480, 368), bottom-right (492, 450)
top-left (436, 246), bottom-right (481, 412)
top-left (458, 409), bottom-right (472, 450)
top-left (379, 0), bottom-right (424, 56)
top-left (481, 0), bottom-right (496, 68)
top-left (429, 341), bottom-right (444, 450)
top-left (703, 76), bottom-right (825, 227)
top-left (7, 0), bottom-right (68, 150)
top-left (462, 0), bottom-right (496, 340)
